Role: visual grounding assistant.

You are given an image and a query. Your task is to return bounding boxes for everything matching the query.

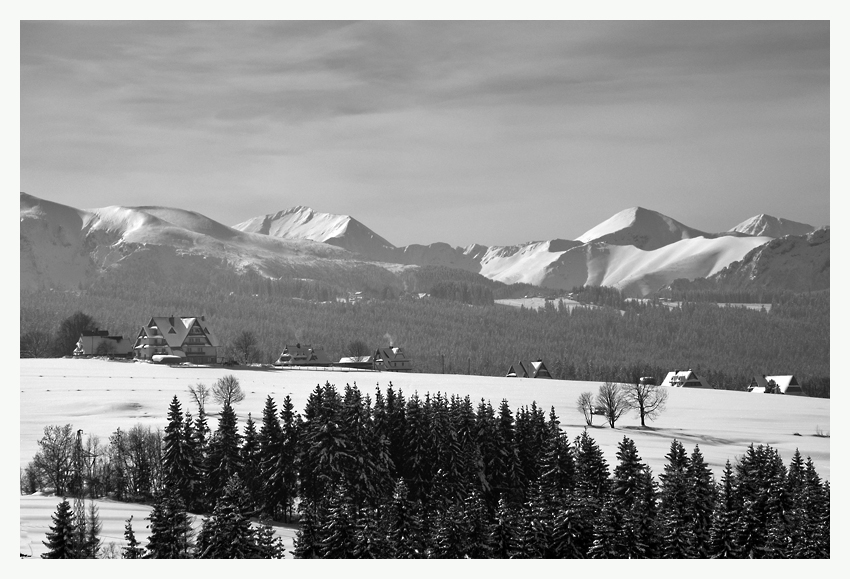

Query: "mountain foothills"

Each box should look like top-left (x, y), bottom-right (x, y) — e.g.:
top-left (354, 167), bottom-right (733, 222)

top-left (20, 193), bottom-right (827, 297)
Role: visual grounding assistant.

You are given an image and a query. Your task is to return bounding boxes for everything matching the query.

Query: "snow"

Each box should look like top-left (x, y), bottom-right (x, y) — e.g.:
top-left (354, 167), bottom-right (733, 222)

top-left (729, 214), bottom-right (815, 238)
top-left (478, 240), bottom-right (567, 285)
top-left (18, 358), bottom-right (829, 557)
top-left (19, 493), bottom-right (298, 559)
top-left (576, 206), bottom-right (708, 250)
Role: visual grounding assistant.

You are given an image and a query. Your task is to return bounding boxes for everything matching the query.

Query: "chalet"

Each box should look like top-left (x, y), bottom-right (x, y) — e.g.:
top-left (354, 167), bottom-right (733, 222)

top-left (506, 359), bottom-right (552, 379)
top-left (133, 316), bottom-right (219, 364)
top-left (661, 369), bottom-right (712, 389)
top-left (274, 343), bottom-right (333, 367)
top-left (373, 346), bottom-right (413, 372)
top-left (73, 329), bottom-right (132, 357)
top-left (337, 355), bottom-right (375, 370)
top-left (747, 375), bottom-right (804, 396)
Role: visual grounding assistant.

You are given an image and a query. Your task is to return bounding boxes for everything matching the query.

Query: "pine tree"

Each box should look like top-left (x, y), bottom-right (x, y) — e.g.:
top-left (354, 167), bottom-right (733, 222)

top-left (41, 499), bottom-right (77, 559)
top-left (279, 394), bottom-right (300, 522)
top-left (146, 490), bottom-right (194, 559)
top-left (197, 475), bottom-right (257, 559)
top-left (122, 515), bottom-right (145, 559)
top-left (385, 479), bottom-right (425, 558)
top-left (293, 498), bottom-right (323, 559)
top-left (258, 395), bottom-right (285, 519)
top-left (708, 461), bottom-right (741, 558)
top-left (687, 444), bottom-right (716, 556)
top-left (254, 523), bottom-right (286, 559)
top-left (206, 402), bottom-right (242, 504)
top-left (83, 500), bottom-right (102, 558)
top-left (490, 494), bottom-right (520, 558)
top-left (658, 439), bottom-right (696, 558)
top-left (321, 484), bottom-right (357, 558)
top-left (240, 413), bottom-right (261, 512)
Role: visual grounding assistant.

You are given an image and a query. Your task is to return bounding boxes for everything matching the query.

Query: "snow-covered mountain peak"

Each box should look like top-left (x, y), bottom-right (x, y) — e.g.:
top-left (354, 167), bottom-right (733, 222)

top-left (576, 206), bottom-right (708, 251)
top-left (729, 214), bottom-right (814, 238)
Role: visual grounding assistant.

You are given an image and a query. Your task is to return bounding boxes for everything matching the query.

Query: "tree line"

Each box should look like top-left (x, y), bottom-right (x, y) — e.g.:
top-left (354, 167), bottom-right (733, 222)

top-left (27, 380), bottom-right (829, 558)
top-left (20, 269), bottom-right (829, 398)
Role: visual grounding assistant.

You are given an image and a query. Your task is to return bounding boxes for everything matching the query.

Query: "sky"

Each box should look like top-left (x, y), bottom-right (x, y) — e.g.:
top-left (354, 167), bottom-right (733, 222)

top-left (20, 20), bottom-right (830, 247)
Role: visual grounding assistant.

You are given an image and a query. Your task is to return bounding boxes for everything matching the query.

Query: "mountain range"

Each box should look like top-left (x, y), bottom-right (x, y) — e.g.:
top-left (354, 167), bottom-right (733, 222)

top-left (20, 193), bottom-right (827, 297)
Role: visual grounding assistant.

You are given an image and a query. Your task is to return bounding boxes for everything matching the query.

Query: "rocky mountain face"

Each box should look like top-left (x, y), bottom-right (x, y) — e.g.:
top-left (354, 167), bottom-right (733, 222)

top-left (21, 192), bottom-right (822, 297)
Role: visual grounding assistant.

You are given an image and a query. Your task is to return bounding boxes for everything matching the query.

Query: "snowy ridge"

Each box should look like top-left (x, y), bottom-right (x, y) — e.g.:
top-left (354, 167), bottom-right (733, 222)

top-left (233, 206), bottom-right (396, 258)
top-left (22, 193), bottom-right (819, 296)
top-left (729, 214), bottom-right (815, 238)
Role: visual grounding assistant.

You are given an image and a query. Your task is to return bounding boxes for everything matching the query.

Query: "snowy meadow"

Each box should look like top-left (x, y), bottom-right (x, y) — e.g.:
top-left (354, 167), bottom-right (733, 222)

top-left (20, 358), bottom-right (830, 558)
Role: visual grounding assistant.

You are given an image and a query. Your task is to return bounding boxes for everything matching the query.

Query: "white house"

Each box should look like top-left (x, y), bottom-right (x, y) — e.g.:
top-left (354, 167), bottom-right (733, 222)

top-left (747, 375), bottom-right (804, 395)
top-left (133, 316), bottom-right (219, 364)
top-left (661, 369), bottom-right (712, 389)
top-left (274, 343), bottom-right (333, 366)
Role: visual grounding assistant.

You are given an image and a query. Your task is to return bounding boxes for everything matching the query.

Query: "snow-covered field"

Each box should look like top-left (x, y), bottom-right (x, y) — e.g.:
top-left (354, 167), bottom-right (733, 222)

top-left (20, 358), bottom-right (830, 558)
top-left (494, 297), bottom-right (598, 311)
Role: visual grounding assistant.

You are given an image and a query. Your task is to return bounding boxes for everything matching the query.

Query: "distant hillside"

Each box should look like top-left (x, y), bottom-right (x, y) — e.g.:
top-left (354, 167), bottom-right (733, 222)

top-left (667, 228), bottom-right (829, 296)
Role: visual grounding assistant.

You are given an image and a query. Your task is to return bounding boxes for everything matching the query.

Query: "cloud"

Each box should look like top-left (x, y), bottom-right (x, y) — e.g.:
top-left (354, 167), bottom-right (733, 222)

top-left (20, 21), bottom-right (829, 246)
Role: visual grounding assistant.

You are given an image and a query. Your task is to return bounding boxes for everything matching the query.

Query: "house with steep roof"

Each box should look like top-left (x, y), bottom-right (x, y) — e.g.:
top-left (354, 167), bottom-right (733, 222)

top-left (133, 316), bottom-right (219, 364)
top-left (373, 346), bottom-right (412, 372)
top-left (74, 329), bottom-right (132, 357)
top-left (661, 369), bottom-right (712, 388)
top-left (506, 359), bottom-right (552, 379)
top-left (273, 343), bottom-right (333, 367)
top-left (747, 374), bottom-right (804, 395)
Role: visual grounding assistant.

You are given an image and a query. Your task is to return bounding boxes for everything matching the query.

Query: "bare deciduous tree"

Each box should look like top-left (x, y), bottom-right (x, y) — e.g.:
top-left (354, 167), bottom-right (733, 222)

top-left (21, 330), bottom-right (54, 358)
top-left (346, 339), bottom-right (370, 358)
top-left (622, 380), bottom-right (669, 427)
top-left (212, 374), bottom-right (245, 407)
top-left (596, 382), bottom-right (629, 428)
top-left (32, 424), bottom-right (75, 495)
top-left (232, 331), bottom-right (259, 364)
top-left (188, 382), bottom-right (210, 414)
top-left (576, 391), bottom-right (595, 426)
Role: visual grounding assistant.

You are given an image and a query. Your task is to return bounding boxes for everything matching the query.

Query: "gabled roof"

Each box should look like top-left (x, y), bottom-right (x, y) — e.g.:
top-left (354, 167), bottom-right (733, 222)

top-left (506, 360), bottom-right (551, 378)
top-left (145, 316), bottom-right (219, 348)
top-left (748, 374), bottom-right (803, 394)
top-left (374, 347), bottom-right (409, 362)
top-left (338, 355), bottom-right (374, 364)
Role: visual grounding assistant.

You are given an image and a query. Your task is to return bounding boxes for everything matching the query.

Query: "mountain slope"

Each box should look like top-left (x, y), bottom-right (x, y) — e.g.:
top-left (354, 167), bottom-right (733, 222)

top-left (23, 193), bottom-right (820, 298)
top-left (20, 193), bottom-right (97, 290)
top-left (705, 227), bottom-right (829, 292)
top-left (576, 206), bottom-right (710, 250)
top-left (729, 214), bottom-right (815, 238)
top-left (233, 206), bottom-right (396, 260)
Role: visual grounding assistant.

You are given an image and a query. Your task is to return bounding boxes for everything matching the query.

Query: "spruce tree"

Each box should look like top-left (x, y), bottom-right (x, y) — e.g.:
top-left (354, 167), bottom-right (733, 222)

top-left (240, 414), bottom-right (261, 512)
top-left (385, 479), bottom-right (425, 558)
top-left (122, 515), bottom-right (145, 559)
top-left (41, 499), bottom-right (77, 559)
top-left (206, 402), bottom-right (242, 504)
top-left (197, 475), bottom-right (257, 559)
top-left (658, 439), bottom-right (696, 558)
top-left (708, 461), bottom-right (740, 558)
top-left (84, 500), bottom-right (102, 558)
top-left (687, 444), bottom-right (716, 556)
top-left (146, 490), bottom-right (194, 559)
top-left (258, 395), bottom-right (285, 519)
top-left (490, 494), bottom-right (520, 558)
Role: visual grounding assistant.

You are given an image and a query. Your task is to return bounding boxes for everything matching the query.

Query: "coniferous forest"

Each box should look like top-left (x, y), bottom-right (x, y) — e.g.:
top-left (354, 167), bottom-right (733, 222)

top-left (19, 259), bottom-right (830, 398)
top-left (26, 382), bottom-right (830, 559)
